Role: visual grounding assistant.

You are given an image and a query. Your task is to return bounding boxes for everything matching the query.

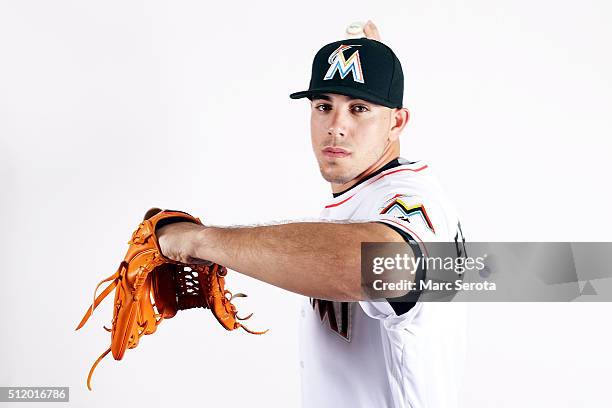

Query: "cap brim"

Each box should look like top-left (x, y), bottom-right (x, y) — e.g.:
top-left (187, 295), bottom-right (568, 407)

top-left (289, 85), bottom-right (400, 108)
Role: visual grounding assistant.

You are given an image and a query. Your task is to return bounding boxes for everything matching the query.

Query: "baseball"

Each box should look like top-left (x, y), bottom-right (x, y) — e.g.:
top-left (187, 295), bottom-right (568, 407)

top-left (345, 21), bottom-right (365, 38)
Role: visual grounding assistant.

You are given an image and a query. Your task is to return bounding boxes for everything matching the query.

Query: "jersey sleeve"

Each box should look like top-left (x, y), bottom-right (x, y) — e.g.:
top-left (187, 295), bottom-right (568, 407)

top-left (359, 190), bottom-right (460, 323)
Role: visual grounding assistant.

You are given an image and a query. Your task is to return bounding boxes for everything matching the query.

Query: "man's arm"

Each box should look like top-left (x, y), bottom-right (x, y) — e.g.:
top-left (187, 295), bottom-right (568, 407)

top-left (158, 221), bottom-right (410, 302)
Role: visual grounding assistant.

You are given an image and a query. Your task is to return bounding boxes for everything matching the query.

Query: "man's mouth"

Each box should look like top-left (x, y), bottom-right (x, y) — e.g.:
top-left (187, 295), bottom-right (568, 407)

top-left (322, 147), bottom-right (351, 158)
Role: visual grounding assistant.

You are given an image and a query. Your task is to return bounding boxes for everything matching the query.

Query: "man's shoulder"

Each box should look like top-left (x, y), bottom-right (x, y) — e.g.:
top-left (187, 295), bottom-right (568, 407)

top-left (321, 158), bottom-right (449, 216)
top-left (363, 159), bottom-right (438, 198)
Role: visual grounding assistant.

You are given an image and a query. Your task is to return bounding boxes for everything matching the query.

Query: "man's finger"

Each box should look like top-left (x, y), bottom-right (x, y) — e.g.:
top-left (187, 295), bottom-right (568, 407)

top-left (364, 20), bottom-right (381, 41)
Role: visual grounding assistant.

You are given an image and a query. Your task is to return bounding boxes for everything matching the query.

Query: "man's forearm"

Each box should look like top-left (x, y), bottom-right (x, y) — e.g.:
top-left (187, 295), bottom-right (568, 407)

top-left (189, 222), bottom-right (402, 301)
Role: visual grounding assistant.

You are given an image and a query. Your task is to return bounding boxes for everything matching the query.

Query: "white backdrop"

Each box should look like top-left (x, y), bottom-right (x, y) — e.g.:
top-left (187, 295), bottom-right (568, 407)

top-left (1, 1), bottom-right (611, 407)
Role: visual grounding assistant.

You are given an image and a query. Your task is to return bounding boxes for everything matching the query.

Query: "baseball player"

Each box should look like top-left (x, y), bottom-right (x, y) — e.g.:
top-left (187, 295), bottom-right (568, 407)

top-left (158, 21), bottom-right (467, 408)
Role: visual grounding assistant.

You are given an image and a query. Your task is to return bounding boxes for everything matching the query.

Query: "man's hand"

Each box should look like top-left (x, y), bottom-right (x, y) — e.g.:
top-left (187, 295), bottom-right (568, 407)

top-left (157, 222), bottom-right (208, 264)
top-left (364, 20), bottom-right (381, 41)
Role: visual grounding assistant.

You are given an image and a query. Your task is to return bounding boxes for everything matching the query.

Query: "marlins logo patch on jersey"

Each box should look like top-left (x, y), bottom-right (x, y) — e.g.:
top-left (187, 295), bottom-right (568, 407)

top-left (379, 194), bottom-right (436, 233)
top-left (324, 44), bottom-right (365, 84)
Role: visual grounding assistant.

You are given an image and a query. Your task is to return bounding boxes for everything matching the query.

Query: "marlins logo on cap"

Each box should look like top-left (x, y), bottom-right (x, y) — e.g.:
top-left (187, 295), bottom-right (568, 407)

top-left (323, 44), bottom-right (365, 84)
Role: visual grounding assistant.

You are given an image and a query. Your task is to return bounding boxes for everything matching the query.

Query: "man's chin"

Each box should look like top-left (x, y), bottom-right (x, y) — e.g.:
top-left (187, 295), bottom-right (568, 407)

top-left (319, 167), bottom-right (357, 185)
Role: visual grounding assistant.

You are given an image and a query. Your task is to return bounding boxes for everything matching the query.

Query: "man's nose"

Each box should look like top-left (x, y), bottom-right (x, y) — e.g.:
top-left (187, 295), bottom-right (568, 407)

top-left (328, 109), bottom-right (349, 137)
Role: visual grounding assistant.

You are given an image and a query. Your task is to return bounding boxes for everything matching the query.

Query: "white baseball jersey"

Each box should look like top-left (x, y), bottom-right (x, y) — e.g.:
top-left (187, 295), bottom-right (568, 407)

top-left (299, 158), bottom-right (468, 408)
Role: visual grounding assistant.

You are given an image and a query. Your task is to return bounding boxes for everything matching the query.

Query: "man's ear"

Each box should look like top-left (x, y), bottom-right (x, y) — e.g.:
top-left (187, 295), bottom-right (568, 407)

top-left (388, 108), bottom-right (410, 142)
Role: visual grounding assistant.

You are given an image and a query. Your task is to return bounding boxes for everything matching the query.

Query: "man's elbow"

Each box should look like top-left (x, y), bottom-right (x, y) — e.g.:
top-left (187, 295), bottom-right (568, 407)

top-left (329, 278), bottom-right (412, 302)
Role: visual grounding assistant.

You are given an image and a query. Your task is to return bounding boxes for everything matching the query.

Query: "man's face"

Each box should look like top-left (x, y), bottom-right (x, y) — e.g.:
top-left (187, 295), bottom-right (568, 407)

top-left (310, 93), bottom-right (394, 185)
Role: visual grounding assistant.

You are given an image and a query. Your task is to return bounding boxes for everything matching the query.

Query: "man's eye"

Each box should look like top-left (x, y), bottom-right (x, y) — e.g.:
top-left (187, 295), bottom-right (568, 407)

top-left (315, 104), bottom-right (331, 111)
top-left (352, 105), bottom-right (369, 113)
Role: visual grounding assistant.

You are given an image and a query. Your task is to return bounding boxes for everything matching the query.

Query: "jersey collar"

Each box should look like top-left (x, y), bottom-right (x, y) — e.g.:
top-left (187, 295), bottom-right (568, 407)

top-left (332, 157), bottom-right (403, 198)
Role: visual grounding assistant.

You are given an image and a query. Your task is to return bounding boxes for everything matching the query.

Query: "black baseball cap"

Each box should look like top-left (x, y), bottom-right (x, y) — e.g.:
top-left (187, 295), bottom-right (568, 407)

top-left (290, 38), bottom-right (404, 108)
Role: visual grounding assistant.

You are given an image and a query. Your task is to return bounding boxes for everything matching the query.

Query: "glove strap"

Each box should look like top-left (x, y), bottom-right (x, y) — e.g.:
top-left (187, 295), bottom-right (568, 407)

top-left (86, 347), bottom-right (111, 391)
top-left (75, 263), bottom-right (124, 331)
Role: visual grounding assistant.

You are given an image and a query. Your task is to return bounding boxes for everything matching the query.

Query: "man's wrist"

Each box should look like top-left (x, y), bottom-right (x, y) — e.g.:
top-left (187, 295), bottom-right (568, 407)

top-left (192, 225), bottom-right (220, 263)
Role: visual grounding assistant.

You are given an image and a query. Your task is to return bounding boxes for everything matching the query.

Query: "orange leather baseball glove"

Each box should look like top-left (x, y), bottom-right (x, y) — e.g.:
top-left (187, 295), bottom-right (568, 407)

top-left (76, 208), bottom-right (266, 390)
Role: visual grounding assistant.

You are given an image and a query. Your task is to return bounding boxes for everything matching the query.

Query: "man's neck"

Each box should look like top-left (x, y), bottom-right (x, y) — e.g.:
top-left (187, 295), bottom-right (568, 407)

top-left (331, 142), bottom-right (401, 194)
